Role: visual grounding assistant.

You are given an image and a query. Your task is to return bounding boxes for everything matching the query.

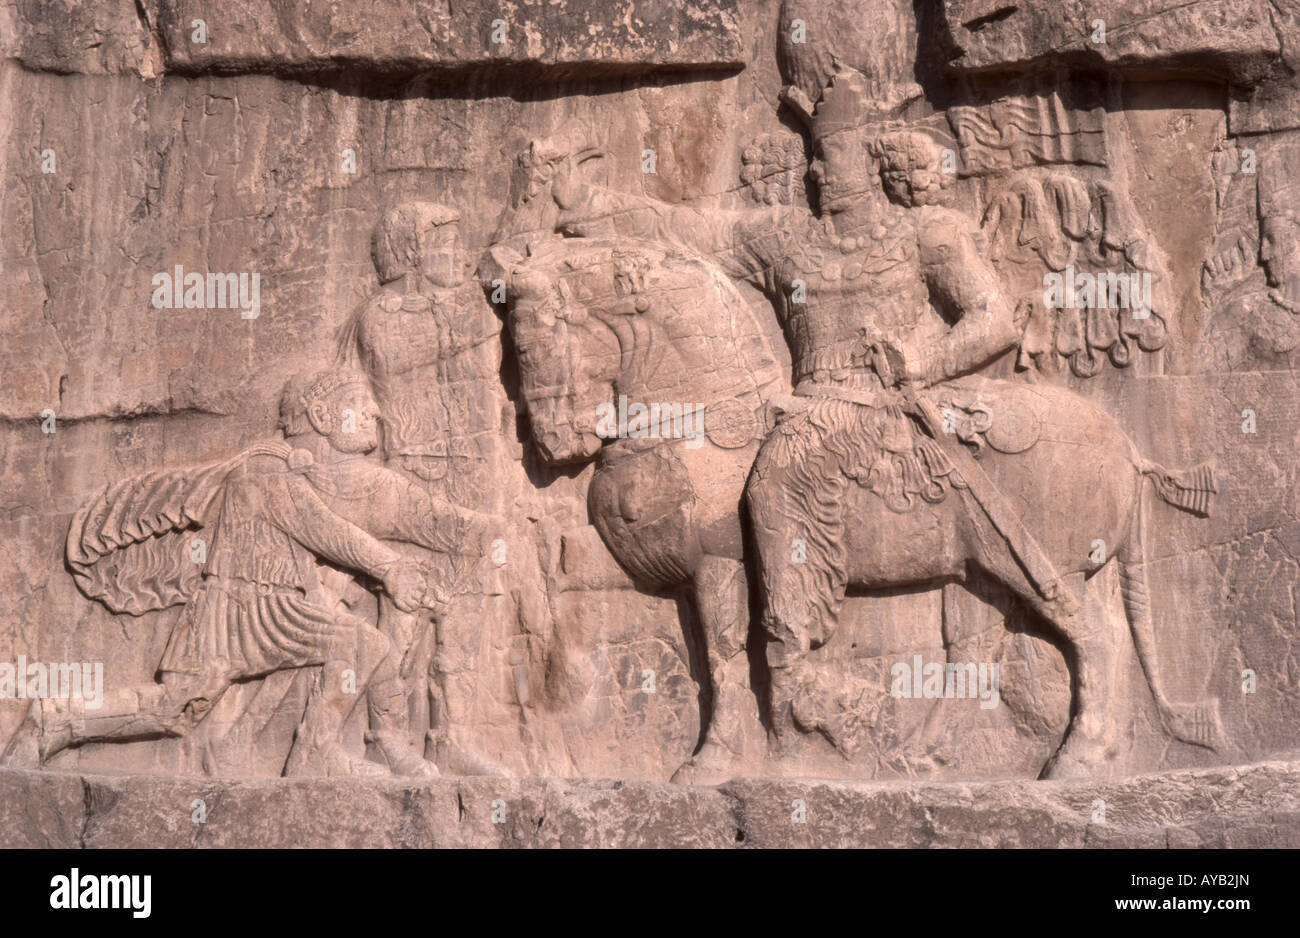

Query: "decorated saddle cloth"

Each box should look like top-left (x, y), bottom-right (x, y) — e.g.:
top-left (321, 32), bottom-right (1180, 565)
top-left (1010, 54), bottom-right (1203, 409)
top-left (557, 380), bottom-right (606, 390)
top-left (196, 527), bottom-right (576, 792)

top-left (924, 376), bottom-right (1047, 457)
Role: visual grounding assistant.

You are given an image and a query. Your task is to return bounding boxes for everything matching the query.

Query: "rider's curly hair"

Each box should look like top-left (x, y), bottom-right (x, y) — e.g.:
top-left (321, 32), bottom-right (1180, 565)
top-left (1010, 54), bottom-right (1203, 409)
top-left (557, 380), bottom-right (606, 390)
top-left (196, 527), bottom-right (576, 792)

top-left (868, 130), bottom-right (953, 206)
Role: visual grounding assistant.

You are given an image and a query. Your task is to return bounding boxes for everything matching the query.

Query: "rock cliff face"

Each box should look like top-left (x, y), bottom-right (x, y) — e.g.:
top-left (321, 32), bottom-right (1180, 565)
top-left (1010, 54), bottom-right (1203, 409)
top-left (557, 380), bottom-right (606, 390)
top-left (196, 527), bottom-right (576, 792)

top-left (1, 0), bottom-right (1298, 844)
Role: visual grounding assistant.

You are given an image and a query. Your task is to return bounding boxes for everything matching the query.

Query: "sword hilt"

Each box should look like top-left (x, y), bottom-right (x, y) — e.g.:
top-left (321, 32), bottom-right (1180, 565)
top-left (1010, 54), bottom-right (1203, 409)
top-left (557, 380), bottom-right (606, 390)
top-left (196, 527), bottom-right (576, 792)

top-left (867, 339), bottom-right (910, 391)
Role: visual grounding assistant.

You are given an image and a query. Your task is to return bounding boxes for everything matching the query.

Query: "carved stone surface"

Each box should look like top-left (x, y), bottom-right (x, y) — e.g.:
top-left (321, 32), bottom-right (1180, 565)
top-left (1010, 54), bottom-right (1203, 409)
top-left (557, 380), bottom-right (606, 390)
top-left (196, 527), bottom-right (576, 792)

top-left (3, 759), bottom-right (1298, 848)
top-left (2, 0), bottom-right (1299, 847)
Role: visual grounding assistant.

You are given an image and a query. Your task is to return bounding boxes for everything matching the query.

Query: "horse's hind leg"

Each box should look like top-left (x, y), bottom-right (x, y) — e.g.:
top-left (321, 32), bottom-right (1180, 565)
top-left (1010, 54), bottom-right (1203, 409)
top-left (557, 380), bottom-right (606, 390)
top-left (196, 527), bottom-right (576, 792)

top-left (968, 541), bottom-right (1117, 779)
top-left (1033, 572), bottom-right (1122, 779)
top-left (672, 555), bottom-right (761, 784)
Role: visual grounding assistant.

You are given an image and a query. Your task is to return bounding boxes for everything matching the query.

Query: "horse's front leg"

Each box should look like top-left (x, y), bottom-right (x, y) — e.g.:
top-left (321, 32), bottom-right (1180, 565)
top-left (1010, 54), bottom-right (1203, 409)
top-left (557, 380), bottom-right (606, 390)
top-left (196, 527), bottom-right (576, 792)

top-left (671, 554), bottom-right (762, 784)
top-left (1036, 572), bottom-right (1120, 779)
top-left (745, 471), bottom-right (841, 737)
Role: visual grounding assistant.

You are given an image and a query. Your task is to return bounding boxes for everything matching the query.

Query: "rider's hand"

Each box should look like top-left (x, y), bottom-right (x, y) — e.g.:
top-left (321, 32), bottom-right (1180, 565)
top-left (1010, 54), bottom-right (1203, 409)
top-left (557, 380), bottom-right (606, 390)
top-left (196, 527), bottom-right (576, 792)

top-left (880, 339), bottom-right (932, 388)
top-left (420, 586), bottom-right (452, 622)
top-left (870, 339), bottom-right (908, 388)
top-left (380, 559), bottom-right (426, 614)
top-left (900, 344), bottom-right (931, 386)
top-left (455, 510), bottom-right (498, 558)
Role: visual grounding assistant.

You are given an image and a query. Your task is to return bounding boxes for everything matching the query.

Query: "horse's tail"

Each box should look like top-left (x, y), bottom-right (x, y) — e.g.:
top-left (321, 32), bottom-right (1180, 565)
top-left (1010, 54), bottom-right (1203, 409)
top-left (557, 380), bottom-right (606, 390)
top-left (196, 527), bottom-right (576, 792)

top-left (1117, 488), bottom-right (1225, 750)
top-left (1137, 458), bottom-right (1216, 517)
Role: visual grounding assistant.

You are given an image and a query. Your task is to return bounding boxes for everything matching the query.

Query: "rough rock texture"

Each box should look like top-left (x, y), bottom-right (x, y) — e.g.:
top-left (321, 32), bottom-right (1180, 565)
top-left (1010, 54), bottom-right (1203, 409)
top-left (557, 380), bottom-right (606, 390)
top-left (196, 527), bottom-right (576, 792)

top-left (2, 759), bottom-right (1296, 848)
top-left (941, 0), bottom-right (1287, 82)
top-left (2, 0), bottom-right (746, 77)
top-left (2, 0), bottom-right (1300, 847)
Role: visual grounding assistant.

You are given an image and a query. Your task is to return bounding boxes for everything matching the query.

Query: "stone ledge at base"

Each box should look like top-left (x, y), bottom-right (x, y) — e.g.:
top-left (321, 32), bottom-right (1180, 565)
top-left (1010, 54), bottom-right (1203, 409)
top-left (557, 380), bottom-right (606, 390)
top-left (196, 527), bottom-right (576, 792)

top-left (2, 760), bottom-right (1298, 848)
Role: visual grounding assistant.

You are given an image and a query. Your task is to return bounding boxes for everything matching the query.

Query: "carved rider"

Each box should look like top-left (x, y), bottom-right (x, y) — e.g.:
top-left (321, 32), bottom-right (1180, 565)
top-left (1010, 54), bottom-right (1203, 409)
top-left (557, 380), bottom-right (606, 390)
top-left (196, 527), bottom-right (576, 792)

top-left (547, 68), bottom-right (1018, 398)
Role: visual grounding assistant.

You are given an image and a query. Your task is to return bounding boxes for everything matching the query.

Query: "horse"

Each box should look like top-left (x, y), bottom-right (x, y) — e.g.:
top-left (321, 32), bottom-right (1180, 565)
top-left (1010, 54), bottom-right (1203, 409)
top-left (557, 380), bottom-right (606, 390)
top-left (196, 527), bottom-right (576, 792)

top-left (744, 372), bottom-right (1225, 779)
top-left (498, 232), bottom-right (1224, 783)
top-left (498, 235), bottom-right (786, 782)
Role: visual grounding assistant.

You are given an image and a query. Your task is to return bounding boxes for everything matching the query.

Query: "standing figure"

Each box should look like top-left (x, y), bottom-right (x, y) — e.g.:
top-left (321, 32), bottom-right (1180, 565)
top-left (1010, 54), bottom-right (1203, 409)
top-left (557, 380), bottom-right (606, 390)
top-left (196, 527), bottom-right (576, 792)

top-left (340, 202), bottom-right (546, 776)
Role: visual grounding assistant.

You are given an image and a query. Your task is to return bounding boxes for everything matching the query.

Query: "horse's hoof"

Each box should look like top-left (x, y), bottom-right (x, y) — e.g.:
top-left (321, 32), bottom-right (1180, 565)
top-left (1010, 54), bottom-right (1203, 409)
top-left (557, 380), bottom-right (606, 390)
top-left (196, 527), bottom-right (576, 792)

top-left (1039, 735), bottom-right (1117, 780)
top-left (439, 743), bottom-right (510, 777)
top-left (0, 716), bottom-right (41, 769)
top-left (1039, 750), bottom-right (1091, 781)
top-left (390, 750), bottom-right (441, 778)
top-left (670, 759), bottom-right (732, 786)
top-left (670, 744), bottom-right (744, 786)
top-left (287, 742), bottom-right (391, 778)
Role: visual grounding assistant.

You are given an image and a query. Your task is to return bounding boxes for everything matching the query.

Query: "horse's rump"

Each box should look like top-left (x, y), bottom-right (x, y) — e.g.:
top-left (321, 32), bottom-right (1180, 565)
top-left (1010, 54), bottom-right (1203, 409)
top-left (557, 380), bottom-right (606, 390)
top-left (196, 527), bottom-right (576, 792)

top-left (746, 376), bottom-right (1139, 645)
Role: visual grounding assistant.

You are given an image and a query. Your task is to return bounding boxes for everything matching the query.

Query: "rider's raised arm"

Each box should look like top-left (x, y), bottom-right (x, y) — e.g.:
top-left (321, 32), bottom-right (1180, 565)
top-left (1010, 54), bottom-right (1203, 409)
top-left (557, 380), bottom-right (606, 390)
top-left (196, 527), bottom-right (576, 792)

top-left (912, 206), bottom-right (1021, 385)
top-left (557, 182), bottom-right (795, 287)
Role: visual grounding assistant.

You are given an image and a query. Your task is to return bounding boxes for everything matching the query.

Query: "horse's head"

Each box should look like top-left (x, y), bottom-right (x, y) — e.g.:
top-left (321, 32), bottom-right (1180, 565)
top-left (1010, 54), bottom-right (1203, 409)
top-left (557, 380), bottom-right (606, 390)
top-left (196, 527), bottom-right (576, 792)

top-left (505, 258), bottom-right (619, 465)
